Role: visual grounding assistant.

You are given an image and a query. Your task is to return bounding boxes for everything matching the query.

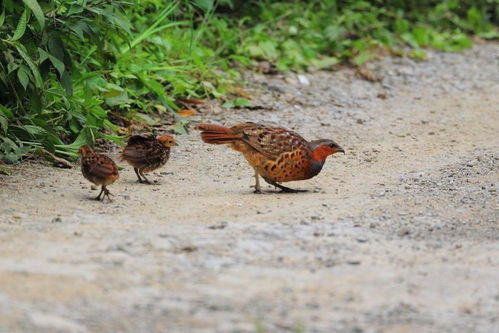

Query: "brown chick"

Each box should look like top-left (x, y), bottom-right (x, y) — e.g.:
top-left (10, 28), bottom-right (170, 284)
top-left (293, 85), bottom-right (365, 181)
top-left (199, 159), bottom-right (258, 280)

top-left (79, 145), bottom-right (119, 201)
top-left (198, 122), bottom-right (344, 193)
top-left (121, 134), bottom-right (176, 184)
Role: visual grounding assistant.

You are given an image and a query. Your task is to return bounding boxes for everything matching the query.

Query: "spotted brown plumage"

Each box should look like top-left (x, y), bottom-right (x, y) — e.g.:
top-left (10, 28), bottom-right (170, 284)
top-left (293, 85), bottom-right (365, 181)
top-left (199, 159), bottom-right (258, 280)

top-left (79, 145), bottom-right (119, 201)
top-left (198, 122), bottom-right (344, 193)
top-left (121, 134), bottom-right (176, 184)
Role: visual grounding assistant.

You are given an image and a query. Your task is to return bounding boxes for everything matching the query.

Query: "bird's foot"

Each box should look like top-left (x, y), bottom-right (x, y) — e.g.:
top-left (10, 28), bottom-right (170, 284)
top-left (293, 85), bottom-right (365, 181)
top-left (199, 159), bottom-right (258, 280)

top-left (278, 187), bottom-right (308, 193)
top-left (250, 184), bottom-right (263, 194)
top-left (137, 178), bottom-right (155, 185)
top-left (102, 189), bottom-right (114, 202)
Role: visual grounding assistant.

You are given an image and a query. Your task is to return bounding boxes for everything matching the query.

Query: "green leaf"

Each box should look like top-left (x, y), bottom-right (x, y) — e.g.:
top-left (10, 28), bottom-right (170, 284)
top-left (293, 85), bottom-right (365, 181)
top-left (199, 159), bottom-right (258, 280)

top-left (234, 98), bottom-right (251, 107)
top-left (0, 105), bottom-right (14, 119)
top-left (22, 0), bottom-right (45, 29)
top-left (478, 30), bottom-right (499, 40)
top-left (311, 56), bottom-right (339, 69)
top-left (61, 71), bottom-right (73, 95)
top-left (39, 48), bottom-right (65, 76)
top-left (15, 44), bottom-right (43, 88)
top-left (0, 113), bottom-right (8, 134)
top-left (135, 113), bottom-right (157, 125)
top-left (11, 8), bottom-right (29, 41)
top-left (171, 123), bottom-right (188, 135)
top-left (222, 100), bottom-right (235, 108)
top-left (0, 9), bottom-right (5, 27)
top-left (101, 83), bottom-right (128, 106)
top-left (0, 120), bottom-right (7, 135)
top-left (48, 32), bottom-right (65, 63)
top-left (22, 125), bottom-right (48, 136)
top-left (17, 68), bottom-right (29, 90)
top-left (408, 49), bottom-right (428, 60)
top-left (353, 51), bottom-right (375, 66)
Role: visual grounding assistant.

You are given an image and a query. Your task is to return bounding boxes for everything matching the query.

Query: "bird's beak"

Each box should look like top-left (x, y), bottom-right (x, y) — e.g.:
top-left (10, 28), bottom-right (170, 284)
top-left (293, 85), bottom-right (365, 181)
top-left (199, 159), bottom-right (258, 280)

top-left (173, 142), bottom-right (179, 146)
top-left (336, 147), bottom-right (345, 154)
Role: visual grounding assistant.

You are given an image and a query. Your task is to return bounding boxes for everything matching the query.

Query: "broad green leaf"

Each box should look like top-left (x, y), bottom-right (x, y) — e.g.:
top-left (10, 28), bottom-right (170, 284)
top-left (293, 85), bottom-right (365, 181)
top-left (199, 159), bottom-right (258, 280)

top-left (22, 125), bottom-right (48, 136)
top-left (15, 44), bottom-right (43, 88)
top-left (171, 123), bottom-right (188, 135)
top-left (234, 98), bottom-right (251, 107)
top-left (0, 9), bottom-right (5, 27)
top-left (38, 48), bottom-right (64, 75)
top-left (312, 56), bottom-right (339, 69)
top-left (0, 105), bottom-right (14, 119)
top-left (11, 8), bottom-right (29, 41)
top-left (222, 100), bottom-right (235, 108)
top-left (135, 113), bottom-right (157, 125)
top-left (0, 114), bottom-right (8, 134)
top-left (22, 0), bottom-right (45, 29)
top-left (0, 119), bottom-right (7, 134)
top-left (123, 2), bottom-right (178, 52)
top-left (61, 71), bottom-right (73, 95)
top-left (17, 68), bottom-right (29, 90)
top-left (353, 51), bottom-right (375, 66)
top-left (408, 49), bottom-right (428, 60)
top-left (48, 32), bottom-right (65, 62)
top-left (479, 30), bottom-right (499, 40)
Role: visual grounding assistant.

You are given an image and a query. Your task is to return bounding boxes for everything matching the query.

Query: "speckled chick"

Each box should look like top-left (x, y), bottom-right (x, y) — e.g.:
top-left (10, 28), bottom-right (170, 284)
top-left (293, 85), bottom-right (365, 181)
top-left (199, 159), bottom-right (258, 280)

top-left (121, 134), bottom-right (176, 184)
top-left (79, 145), bottom-right (119, 201)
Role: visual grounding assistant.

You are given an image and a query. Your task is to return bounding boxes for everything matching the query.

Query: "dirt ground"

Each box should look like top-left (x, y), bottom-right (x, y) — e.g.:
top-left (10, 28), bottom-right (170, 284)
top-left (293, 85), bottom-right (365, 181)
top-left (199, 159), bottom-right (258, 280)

top-left (0, 43), bottom-right (498, 333)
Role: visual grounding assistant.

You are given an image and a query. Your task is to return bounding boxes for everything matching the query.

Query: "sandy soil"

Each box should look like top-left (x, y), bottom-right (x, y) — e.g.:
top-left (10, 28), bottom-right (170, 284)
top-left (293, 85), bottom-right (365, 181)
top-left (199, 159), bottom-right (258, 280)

top-left (0, 43), bottom-right (498, 333)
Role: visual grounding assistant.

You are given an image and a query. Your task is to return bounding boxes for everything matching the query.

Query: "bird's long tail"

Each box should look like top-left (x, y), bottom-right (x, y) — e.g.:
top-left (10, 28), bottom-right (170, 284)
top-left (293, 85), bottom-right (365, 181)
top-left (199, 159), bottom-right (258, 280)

top-left (197, 124), bottom-right (240, 144)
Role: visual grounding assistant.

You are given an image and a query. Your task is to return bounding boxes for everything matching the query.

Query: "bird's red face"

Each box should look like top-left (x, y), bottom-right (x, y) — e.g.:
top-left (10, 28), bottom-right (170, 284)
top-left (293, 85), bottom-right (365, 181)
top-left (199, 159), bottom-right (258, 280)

top-left (310, 139), bottom-right (344, 163)
top-left (158, 135), bottom-right (177, 147)
top-left (78, 145), bottom-right (93, 157)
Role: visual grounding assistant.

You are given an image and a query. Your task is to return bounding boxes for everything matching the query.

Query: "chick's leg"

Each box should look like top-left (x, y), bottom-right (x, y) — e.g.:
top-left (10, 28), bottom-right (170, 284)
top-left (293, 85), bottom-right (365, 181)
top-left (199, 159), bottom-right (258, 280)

top-left (101, 185), bottom-right (113, 202)
top-left (94, 187), bottom-right (104, 200)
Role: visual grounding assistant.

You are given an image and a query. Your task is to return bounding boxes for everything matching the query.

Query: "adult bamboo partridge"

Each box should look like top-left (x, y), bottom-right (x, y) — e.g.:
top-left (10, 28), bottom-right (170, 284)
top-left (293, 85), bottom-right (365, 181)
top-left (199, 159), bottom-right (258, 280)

top-left (198, 122), bottom-right (344, 193)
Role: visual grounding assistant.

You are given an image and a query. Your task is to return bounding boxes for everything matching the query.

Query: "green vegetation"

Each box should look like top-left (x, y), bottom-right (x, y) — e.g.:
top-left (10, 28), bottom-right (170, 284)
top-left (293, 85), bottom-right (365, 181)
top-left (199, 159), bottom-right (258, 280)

top-left (1, 0), bottom-right (497, 163)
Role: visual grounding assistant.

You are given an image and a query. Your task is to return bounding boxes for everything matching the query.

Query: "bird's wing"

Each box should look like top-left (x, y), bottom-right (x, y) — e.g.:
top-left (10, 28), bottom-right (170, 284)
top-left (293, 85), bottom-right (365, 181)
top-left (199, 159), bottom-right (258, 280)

top-left (126, 134), bottom-right (156, 146)
top-left (86, 155), bottom-right (118, 178)
top-left (237, 124), bottom-right (310, 160)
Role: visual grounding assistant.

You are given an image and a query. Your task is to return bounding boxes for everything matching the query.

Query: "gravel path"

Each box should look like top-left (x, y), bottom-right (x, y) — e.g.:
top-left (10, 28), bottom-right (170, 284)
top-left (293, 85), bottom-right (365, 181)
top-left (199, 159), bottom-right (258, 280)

top-left (0, 43), bottom-right (498, 333)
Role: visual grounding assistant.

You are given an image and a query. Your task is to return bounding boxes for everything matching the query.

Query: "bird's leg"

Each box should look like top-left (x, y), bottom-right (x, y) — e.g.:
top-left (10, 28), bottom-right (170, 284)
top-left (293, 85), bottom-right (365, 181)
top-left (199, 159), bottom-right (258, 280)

top-left (139, 170), bottom-right (154, 185)
top-left (101, 186), bottom-right (113, 202)
top-left (264, 178), bottom-right (307, 193)
top-left (252, 168), bottom-right (262, 194)
top-left (134, 168), bottom-right (144, 183)
top-left (94, 186), bottom-right (104, 200)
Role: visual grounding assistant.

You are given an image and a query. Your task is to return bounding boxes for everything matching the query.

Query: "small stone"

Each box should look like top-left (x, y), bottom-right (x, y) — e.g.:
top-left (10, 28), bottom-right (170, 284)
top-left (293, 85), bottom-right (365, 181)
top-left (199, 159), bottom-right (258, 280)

top-left (398, 228), bottom-right (410, 237)
top-left (208, 222), bottom-right (228, 230)
top-left (297, 74), bottom-right (310, 86)
top-left (51, 216), bottom-right (62, 223)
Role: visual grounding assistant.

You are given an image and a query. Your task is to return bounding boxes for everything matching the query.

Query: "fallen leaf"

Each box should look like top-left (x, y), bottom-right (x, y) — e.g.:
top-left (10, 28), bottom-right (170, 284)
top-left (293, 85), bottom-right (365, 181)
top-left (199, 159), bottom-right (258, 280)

top-left (177, 109), bottom-right (197, 117)
top-left (177, 97), bottom-right (205, 105)
top-left (356, 68), bottom-right (381, 82)
top-left (233, 87), bottom-right (252, 99)
top-left (153, 104), bottom-right (167, 114)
